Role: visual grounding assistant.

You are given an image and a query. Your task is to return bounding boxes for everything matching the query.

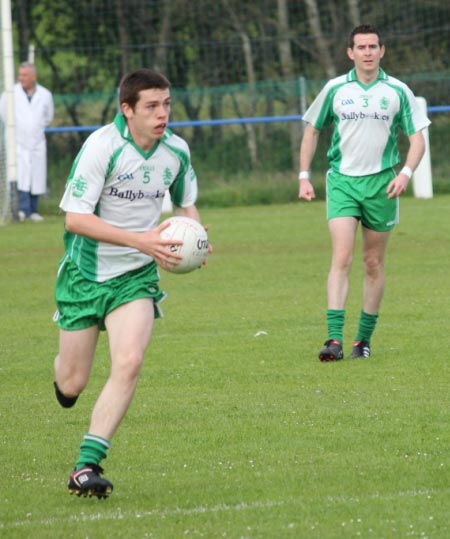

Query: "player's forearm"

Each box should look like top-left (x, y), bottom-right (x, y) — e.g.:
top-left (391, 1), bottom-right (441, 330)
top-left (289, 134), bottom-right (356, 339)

top-left (299, 124), bottom-right (320, 172)
top-left (404, 130), bottom-right (426, 172)
top-left (64, 211), bottom-right (143, 249)
top-left (174, 204), bottom-right (201, 223)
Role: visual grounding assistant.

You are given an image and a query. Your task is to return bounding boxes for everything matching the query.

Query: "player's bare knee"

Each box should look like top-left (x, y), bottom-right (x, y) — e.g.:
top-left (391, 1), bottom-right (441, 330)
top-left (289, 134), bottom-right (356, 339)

top-left (332, 254), bottom-right (353, 274)
top-left (57, 377), bottom-right (86, 397)
top-left (113, 352), bottom-right (145, 383)
top-left (363, 255), bottom-right (384, 276)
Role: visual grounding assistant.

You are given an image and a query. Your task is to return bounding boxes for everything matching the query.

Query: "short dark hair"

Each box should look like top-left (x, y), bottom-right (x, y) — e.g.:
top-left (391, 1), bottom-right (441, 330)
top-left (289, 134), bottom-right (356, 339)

top-left (348, 25), bottom-right (383, 49)
top-left (119, 69), bottom-right (170, 110)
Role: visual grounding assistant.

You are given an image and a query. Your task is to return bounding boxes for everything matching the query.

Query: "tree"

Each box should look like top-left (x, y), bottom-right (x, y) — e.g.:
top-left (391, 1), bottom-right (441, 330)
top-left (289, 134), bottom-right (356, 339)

top-left (221, 0), bottom-right (259, 168)
top-left (347, 0), bottom-right (361, 27)
top-left (304, 0), bottom-right (337, 79)
top-left (12, 0), bottom-right (31, 61)
top-left (277, 0), bottom-right (300, 168)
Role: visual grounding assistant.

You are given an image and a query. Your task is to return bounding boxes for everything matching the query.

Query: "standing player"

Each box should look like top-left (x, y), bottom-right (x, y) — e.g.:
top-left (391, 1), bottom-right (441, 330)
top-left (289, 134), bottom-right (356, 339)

top-left (298, 25), bottom-right (430, 361)
top-left (53, 69), bottom-right (210, 498)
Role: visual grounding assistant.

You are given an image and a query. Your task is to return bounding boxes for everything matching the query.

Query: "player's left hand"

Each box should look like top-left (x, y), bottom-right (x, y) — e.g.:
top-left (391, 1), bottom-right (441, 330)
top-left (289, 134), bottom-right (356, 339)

top-left (201, 224), bottom-right (213, 267)
top-left (386, 173), bottom-right (410, 199)
top-left (139, 221), bottom-right (184, 269)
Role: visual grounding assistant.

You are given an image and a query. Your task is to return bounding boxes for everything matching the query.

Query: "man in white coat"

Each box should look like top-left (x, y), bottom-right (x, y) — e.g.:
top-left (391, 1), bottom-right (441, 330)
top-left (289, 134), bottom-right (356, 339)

top-left (0, 62), bottom-right (54, 221)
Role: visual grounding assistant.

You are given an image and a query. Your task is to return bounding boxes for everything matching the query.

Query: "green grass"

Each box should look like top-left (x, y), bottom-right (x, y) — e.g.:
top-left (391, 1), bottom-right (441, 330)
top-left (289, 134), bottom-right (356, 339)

top-left (1, 196), bottom-right (449, 538)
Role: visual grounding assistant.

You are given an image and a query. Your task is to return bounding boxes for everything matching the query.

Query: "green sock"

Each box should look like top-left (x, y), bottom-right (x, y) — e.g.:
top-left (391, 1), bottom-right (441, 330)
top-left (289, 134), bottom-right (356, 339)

top-left (355, 310), bottom-right (378, 344)
top-left (327, 309), bottom-right (345, 344)
top-left (75, 434), bottom-right (111, 470)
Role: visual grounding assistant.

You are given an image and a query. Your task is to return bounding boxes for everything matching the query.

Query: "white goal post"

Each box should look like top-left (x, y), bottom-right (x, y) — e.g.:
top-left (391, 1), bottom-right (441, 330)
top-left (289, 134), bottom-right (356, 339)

top-left (0, 0), bottom-right (17, 224)
top-left (412, 97), bottom-right (433, 199)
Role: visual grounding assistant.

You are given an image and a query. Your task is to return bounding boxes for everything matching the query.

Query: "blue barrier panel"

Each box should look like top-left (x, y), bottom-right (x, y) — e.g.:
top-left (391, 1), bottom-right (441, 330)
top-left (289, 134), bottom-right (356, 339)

top-left (46, 106), bottom-right (450, 135)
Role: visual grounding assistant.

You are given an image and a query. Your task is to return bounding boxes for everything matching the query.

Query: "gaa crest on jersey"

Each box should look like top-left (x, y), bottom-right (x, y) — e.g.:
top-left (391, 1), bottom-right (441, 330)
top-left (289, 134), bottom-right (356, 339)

top-left (380, 97), bottom-right (389, 110)
top-left (71, 175), bottom-right (88, 199)
top-left (163, 167), bottom-right (173, 186)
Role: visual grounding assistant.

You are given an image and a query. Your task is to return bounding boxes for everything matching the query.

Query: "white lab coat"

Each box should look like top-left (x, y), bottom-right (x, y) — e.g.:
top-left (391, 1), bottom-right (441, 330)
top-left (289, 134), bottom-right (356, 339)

top-left (0, 83), bottom-right (54, 194)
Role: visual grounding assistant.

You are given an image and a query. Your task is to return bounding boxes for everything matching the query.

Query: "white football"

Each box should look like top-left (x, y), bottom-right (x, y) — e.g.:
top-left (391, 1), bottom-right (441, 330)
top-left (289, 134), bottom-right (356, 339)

top-left (160, 216), bottom-right (209, 274)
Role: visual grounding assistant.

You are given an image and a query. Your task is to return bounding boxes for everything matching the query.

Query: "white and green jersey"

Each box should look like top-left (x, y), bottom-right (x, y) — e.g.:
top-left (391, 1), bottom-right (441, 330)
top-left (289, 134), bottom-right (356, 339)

top-left (303, 68), bottom-right (430, 176)
top-left (59, 113), bottom-right (198, 282)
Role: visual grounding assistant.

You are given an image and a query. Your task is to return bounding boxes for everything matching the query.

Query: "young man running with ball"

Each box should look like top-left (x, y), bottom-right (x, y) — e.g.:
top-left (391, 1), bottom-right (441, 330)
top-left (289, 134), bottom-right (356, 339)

top-left (53, 69), bottom-right (210, 497)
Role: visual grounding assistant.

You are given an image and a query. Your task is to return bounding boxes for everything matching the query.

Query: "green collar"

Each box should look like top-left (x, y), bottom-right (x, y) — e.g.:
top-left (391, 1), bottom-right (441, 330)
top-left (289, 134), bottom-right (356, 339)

top-left (346, 67), bottom-right (387, 90)
top-left (113, 113), bottom-right (162, 159)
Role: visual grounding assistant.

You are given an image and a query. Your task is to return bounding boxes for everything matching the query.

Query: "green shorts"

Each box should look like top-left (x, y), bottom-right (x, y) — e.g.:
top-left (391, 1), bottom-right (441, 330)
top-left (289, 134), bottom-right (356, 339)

top-left (54, 257), bottom-right (166, 331)
top-left (326, 169), bottom-right (399, 232)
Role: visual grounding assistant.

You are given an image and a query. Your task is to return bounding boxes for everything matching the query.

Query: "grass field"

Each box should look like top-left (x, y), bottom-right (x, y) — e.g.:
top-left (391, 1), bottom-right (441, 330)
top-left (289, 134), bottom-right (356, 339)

top-left (1, 196), bottom-right (449, 538)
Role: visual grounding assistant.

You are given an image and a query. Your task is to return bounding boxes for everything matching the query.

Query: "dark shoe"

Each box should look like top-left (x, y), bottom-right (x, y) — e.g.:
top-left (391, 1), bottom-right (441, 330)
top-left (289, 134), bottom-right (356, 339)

top-left (318, 339), bottom-right (343, 362)
top-left (350, 340), bottom-right (371, 359)
top-left (68, 464), bottom-right (113, 498)
top-left (54, 382), bottom-right (79, 408)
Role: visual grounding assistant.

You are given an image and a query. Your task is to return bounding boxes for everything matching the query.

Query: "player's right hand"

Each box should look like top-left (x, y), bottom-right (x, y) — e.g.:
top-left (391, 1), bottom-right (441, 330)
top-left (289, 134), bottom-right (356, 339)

top-left (298, 179), bottom-right (316, 201)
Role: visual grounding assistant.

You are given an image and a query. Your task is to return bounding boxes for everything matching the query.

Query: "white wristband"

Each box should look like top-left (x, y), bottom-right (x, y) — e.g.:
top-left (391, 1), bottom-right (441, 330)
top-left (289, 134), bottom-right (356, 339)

top-left (298, 171), bottom-right (310, 180)
top-left (400, 166), bottom-right (413, 179)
